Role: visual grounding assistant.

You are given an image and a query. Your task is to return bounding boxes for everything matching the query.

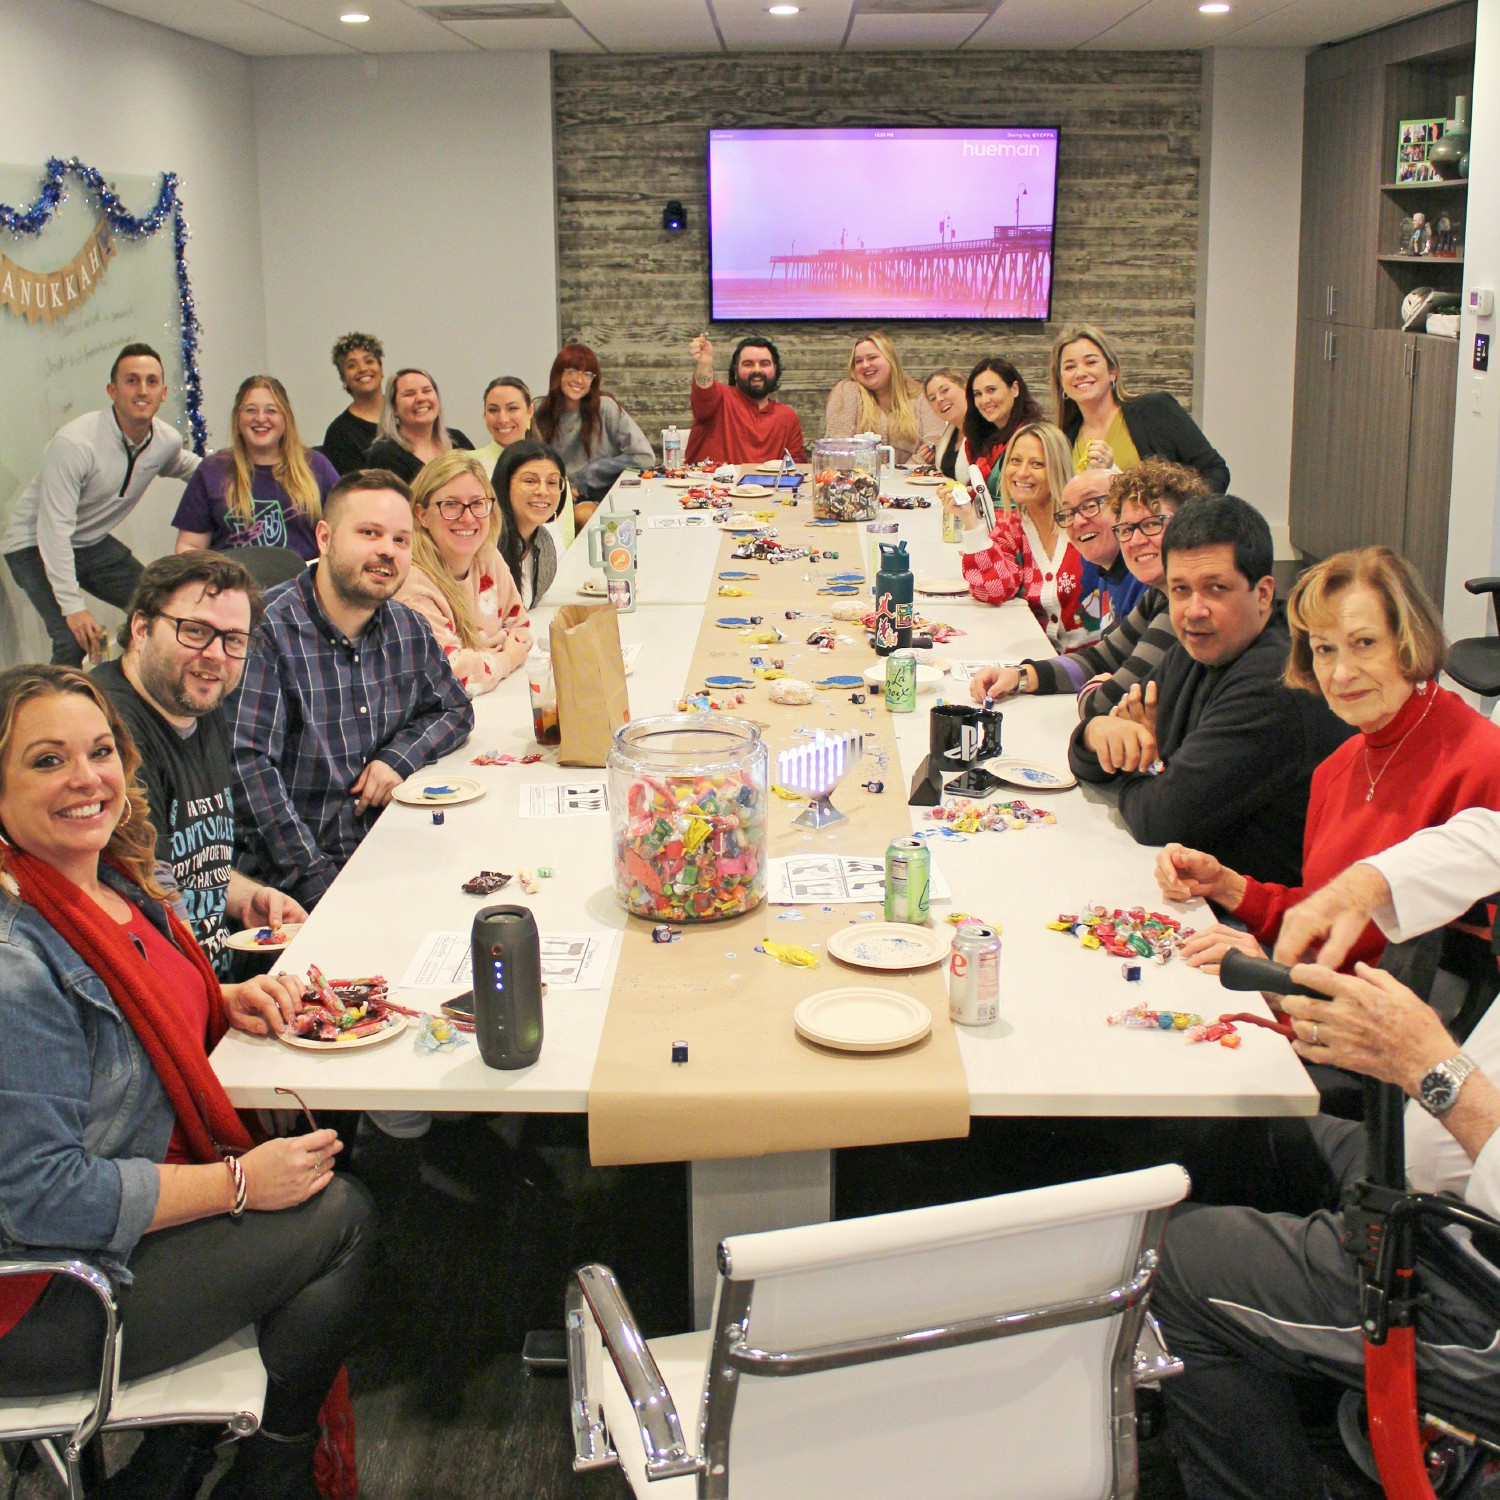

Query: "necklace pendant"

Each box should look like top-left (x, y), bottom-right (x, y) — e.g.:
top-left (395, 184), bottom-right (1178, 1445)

top-left (1366, 787), bottom-right (1375, 802)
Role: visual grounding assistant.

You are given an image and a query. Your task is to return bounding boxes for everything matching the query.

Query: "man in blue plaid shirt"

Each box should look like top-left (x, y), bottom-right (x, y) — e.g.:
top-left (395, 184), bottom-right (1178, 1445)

top-left (230, 469), bottom-right (474, 908)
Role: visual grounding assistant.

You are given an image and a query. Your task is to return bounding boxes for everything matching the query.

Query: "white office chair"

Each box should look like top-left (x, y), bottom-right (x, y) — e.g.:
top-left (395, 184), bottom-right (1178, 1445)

top-left (0, 1258), bottom-right (266, 1500)
top-left (567, 1163), bottom-right (1189, 1499)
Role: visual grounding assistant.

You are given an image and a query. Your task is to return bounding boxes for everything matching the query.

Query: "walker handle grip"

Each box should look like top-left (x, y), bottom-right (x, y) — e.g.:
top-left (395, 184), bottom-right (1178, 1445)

top-left (1218, 950), bottom-right (1331, 999)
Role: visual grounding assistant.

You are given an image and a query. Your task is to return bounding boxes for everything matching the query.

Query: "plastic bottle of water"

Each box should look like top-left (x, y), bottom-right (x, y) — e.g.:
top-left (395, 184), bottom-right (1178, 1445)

top-left (662, 425), bottom-right (683, 469)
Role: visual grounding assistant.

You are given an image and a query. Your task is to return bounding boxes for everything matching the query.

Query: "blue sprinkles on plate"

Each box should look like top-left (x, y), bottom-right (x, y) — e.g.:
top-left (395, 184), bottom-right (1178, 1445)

top-left (705, 674), bottom-right (755, 688)
top-left (715, 616), bottom-right (751, 628)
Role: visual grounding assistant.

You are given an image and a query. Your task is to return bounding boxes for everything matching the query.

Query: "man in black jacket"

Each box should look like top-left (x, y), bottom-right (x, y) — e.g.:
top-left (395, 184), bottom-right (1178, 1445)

top-left (1068, 495), bottom-right (1350, 886)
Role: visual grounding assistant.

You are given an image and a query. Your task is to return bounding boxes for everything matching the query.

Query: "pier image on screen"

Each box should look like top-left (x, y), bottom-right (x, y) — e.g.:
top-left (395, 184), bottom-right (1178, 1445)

top-left (708, 127), bottom-right (1058, 322)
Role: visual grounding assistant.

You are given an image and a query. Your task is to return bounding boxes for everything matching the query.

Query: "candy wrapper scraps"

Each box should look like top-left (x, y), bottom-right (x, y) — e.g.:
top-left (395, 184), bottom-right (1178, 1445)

top-left (414, 1014), bottom-right (469, 1054)
top-left (760, 938), bottom-right (818, 968)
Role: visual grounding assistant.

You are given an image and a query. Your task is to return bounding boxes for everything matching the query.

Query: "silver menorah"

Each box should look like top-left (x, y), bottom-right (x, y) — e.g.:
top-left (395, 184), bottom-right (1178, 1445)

top-left (777, 729), bottom-right (865, 828)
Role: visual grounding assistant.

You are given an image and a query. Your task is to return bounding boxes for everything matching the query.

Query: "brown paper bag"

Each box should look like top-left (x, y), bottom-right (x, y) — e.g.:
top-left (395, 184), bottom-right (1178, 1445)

top-left (549, 604), bottom-right (630, 766)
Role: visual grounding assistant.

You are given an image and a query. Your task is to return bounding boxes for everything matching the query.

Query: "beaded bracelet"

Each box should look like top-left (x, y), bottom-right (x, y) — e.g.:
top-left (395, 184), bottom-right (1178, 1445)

top-left (224, 1155), bottom-right (247, 1220)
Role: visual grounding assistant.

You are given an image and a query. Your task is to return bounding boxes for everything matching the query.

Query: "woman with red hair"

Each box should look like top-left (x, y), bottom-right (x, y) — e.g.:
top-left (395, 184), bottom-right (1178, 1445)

top-left (531, 343), bottom-right (654, 524)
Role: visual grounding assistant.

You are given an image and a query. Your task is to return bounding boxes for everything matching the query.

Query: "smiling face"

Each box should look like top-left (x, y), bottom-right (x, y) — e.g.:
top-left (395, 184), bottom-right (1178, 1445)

top-left (508, 458), bottom-right (564, 536)
top-left (851, 339), bottom-right (892, 395)
top-left (339, 346), bottom-right (383, 401)
top-left (971, 370), bottom-right (1019, 431)
top-left (393, 372), bottom-right (439, 436)
top-left (557, 366), bottom-right (595, 407)
top-left (236, 384), bottom-right (286, 463)
top-left (421, 473), bottom-right (492, 572)
top-left (1002, 432), bottom-right (1050, 515)
top-left (107, 355), bottom-right (168, 434)
top-left (132, 582), bottom-right (251, 722)
top-left (318, 488), bottom-right (412, 608)
top-left (1056, 475), bottom-right (1118, 567)
top-left (734, 344), bottom-right (778, 399)
top-left (1058, 338), bottom-right (1116, 410)
top-left (1117, 497), bottom-right (1172, 587)
top-left (925, 374), bottom-right (966, 426)
top-left (1306, 585), bottom-right (1414, 734)
top-left (1166, 543), bottom-right (1273, 668)
top-left (484, 385), bottom-right (533, 447)
top-left (0, 692), bottom-right (127, 872)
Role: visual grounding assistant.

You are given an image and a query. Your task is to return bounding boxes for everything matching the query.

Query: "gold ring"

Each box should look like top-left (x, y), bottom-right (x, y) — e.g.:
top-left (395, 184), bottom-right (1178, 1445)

top-left (1310, 1023), bottom-right (1320, 1046)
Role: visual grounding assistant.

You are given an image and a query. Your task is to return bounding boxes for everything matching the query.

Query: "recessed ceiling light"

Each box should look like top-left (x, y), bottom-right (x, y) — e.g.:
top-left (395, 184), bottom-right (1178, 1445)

top-left (1198, 3), bottom-right (1231, 12)
top-left (340, 10), bottom-right (370, 22)
top-left (768, 5), bottom-right (801, 14)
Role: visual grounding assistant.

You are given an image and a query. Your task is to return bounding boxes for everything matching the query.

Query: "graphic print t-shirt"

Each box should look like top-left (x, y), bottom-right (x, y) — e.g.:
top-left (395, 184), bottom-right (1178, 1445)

top-left (171, 449), bottom-right (336, 560)
top-left (93, 660), bottom-right (237, 975)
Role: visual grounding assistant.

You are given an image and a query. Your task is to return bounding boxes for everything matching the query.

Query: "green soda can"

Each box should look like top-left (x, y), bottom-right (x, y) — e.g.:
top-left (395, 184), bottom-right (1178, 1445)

top-left (884, 836), bottom-right (931, 925)
top-left (885, 649), bottom-right (917, 713)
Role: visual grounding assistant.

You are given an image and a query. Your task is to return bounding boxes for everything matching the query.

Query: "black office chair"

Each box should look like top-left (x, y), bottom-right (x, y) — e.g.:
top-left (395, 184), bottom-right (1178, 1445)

top-left (232, 546), bottom-right (306, 592)
top-left (1446, 577), bottom-right (1500, 697)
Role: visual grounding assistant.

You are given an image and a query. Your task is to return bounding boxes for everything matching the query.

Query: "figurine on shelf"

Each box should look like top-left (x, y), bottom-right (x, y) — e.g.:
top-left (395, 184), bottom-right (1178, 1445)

top-left (1409, 212), bottom-right (1432, 256)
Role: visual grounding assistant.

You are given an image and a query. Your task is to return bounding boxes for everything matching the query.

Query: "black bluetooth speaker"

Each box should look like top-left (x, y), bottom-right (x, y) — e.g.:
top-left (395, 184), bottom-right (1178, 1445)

top-left (471, 905), bottom-right (544, 1070)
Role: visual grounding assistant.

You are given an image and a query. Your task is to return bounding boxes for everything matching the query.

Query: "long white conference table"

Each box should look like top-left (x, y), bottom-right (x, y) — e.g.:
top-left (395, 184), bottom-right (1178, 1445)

top-left (212, 465), bottom-right (1317, 1324)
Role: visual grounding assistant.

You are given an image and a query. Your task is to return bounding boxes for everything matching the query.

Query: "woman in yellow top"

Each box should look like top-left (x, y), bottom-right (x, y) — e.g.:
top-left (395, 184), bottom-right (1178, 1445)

top-left (823, 332), bottom-right (944, 466)
top-left (1050, 323), bottom-right (1230, 492)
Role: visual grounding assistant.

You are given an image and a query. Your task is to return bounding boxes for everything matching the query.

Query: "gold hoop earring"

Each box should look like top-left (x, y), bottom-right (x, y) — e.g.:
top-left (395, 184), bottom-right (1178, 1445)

top-left (117, 799), bottom-right (133, 829)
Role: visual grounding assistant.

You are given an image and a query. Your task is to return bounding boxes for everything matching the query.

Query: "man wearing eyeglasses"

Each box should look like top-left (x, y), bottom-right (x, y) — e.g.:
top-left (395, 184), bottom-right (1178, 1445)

top-left (92, 551), bottom-right (305, 974)
top-left (1068, 495), bottom-right (1351, 886)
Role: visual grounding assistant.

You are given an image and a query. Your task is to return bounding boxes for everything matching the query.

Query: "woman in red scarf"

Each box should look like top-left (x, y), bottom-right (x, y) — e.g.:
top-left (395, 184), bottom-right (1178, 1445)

top-left (0, 666), bottom-right (373, 1500)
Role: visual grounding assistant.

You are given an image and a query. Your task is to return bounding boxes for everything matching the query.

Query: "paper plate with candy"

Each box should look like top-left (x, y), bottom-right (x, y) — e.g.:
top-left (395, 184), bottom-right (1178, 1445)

top-left (391, 775), bottom-right (486, 807)
top-left (279, 971), bottom-right (408, 1051)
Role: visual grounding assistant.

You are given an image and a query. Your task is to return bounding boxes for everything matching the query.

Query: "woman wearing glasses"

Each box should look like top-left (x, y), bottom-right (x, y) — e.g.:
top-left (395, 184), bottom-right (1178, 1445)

top-left (531, 344), bottom-right (654, 522)
top-left (969, 459), bottom-right (1208, 707)
top-left (173, 376), bottom-right (337, 561)
top-left (0, 664), bottom-right (374, 1500)
top-left (363, 367), bottom-right (473, 486)
top-left (397, 453), bottom-right (532, 696)
top-left (493, 440), bottom-right (567, 609)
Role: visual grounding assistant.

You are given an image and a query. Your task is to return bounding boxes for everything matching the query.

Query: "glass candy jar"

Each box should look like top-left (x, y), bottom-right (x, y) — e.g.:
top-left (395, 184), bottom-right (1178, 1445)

top-left (608, 714), bottom-right (768, 923)
top-left (811, 435), bottom-right (889, 522)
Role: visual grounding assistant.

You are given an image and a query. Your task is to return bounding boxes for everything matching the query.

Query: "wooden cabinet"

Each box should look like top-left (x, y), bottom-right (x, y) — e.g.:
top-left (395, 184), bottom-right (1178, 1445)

top-left (1404, 334), bottom-right (1458, 596)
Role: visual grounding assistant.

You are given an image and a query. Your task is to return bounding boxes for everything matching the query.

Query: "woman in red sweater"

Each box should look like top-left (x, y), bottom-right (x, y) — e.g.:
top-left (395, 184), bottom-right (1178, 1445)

top-left (1155, 546), bottom-right (1500, 971)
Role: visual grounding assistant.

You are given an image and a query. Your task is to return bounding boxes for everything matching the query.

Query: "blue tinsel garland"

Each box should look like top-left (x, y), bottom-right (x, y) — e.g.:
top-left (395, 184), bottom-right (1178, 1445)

top-left (0, 156), bottom-right (207, 453)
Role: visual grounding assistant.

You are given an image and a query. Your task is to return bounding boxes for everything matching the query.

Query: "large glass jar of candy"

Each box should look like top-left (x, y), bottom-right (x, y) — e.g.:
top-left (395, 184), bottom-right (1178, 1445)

top-left (609, 714), bottom-right (768, 923)
top-left (811, 435), bottom-right (885, 522)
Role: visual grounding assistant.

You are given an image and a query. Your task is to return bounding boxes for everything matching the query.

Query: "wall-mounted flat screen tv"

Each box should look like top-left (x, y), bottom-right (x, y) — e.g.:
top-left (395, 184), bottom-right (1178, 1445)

top-left (707, 126), bottom-right (1059, 323)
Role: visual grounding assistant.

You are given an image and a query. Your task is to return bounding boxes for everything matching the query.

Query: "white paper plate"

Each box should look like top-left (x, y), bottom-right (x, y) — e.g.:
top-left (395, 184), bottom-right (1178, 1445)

top-left (827, 923), bottom-right (949, 972)
top-left (907, 473), bottom-right (945, 486)
top-left (578, 579), bottom-right (606, 598)
top-left (391, 775), bottom-right (486, 807)
top-left (753, 462), bottom-right (792, 474)
top-left (862, 662), bottom-right (944, 695)
top-left (983, 757), bottom-right (1078, 791)
top-left (278, 1011), bottom-right (408, 1052)
top-left (794, 987), bottom-right (932, 1052)
top-left (225, 922), bottom-right (303, 953)
top-left (662, 477), bottom-right (697, 489)
top-left (915, 575), bottom-right (969, 596)
top-left (731, 484), bottom-right (773, 498)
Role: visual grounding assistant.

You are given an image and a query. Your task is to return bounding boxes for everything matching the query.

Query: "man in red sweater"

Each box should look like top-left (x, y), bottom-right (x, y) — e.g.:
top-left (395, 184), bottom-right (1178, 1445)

top-left (685, 333), bottom-right (807, 464)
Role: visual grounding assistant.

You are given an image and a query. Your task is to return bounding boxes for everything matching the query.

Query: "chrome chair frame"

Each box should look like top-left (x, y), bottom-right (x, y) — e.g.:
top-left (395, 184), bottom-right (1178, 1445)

top-left (569, 1202), bottom-right (1176, 1498)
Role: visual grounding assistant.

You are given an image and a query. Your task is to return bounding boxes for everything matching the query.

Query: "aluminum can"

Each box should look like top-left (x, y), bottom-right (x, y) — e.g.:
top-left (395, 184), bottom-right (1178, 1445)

top-left (948, 923), bottom-right (1002, 1025)
top-left (884, 836), bottom-right (931, 924)
top-left (885, 649), bottom-right (916, 713)
top-left (941, 500), bottom-right (963, 544)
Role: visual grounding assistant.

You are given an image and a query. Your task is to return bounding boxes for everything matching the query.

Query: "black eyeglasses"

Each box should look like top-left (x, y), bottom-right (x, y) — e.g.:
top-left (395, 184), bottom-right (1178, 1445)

top-left (1111, 515), bottom-right (1168, 543)
top-left (1054, 497), bottom-right (1106, 527)
top-left (433, 497), bottom-right (494, 521)
top-left (155, 612), bottom-right (255, 659)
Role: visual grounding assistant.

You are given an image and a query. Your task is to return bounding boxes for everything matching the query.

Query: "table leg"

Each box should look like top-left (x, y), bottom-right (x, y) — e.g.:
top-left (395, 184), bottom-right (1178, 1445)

top-left (687, 1151), bottom-right (834, 1328)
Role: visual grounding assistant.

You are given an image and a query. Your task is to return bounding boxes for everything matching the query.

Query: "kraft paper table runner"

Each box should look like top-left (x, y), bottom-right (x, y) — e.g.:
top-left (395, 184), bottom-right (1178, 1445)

top-left (588, 519), bottom-right (971, 1167)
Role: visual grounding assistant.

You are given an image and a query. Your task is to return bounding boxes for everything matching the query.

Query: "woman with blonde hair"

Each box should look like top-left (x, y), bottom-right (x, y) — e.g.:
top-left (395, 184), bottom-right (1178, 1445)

top-left (954, 419), bottom-right (1108, 651)
top-left (397, 451), bottom-right (532, 695)
top-left (823, 331), bottom-right (944, 466)
top-left (362, 367), bottom-right (473, 485)
top-left (1049, 322), bottom-right (1229, 491)
top-left (173, 376), bottom-right (337, 560)
top-left (1159, 545), bottom-right (1500, 975)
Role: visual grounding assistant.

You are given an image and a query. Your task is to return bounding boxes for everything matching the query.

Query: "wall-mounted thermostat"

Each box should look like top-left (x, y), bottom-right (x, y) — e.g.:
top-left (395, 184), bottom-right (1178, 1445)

top-left (1470, 289), bottom-right (1495, 319)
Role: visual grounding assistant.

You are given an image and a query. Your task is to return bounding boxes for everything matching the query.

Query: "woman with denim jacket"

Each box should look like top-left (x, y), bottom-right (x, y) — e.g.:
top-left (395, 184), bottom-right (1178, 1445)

top-left (0, 665), bottom-right (375, 1500)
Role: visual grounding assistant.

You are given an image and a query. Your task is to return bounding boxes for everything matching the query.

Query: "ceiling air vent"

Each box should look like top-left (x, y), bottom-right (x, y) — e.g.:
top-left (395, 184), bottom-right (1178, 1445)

top-left (420, 2), bottom-right (574, 20)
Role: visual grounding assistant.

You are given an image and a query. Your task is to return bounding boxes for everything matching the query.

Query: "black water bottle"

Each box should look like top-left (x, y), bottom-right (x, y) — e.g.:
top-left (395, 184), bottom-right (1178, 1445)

top-left (470, 905), bottom-right (544, 1070)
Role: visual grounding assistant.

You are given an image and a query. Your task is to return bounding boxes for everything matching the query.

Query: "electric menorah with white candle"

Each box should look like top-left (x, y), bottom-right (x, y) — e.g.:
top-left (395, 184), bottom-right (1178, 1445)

top-left (776, 729), bottom-right (864, 828)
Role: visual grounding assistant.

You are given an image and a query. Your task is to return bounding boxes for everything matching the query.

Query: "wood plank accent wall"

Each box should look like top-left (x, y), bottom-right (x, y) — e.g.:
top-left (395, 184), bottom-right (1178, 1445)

top-left (552, 50), bottom-right (1204, 452)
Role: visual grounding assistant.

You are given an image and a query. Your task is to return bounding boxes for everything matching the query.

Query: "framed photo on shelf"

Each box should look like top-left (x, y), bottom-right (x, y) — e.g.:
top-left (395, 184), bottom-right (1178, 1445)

top-left (1396, 116), bottom-right (1446, 182)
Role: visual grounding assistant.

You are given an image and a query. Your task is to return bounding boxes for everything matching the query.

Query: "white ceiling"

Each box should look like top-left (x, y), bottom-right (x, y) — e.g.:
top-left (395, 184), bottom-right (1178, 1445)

top-left (87, 0), bottom-right (1451, 56)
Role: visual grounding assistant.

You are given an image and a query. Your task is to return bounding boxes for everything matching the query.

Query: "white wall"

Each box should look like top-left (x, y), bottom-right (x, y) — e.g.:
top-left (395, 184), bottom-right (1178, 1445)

top-left (252, 52), bottom-right (559, 449)
top-left (0, 0), bottom-right (267, 665)
top-left (1195, 48), bottom-right (1306, 556)
top-left (1444, 0), bottom-right (1500, 639)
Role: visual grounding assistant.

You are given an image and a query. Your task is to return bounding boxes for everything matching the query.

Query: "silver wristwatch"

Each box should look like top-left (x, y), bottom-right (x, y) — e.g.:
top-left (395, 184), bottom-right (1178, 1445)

top-left (1416, 1052), bottom-right (1479, 1117)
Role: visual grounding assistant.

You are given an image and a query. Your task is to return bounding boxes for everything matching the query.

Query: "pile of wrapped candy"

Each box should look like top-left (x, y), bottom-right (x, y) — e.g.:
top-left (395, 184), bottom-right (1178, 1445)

top-left (1107, 1004), bottom-right (1243, 1049)
top-left (614, 772), bottom-right (767, 922)
top-left (1046, 904), bottom-right (1194, 965)
top-left (679, 486), bottom-right (731, 509)
top-left (677, 691), bottom-right (748, 712)
top-left (290, 966), bottom-right (394, 1043)
top-left (813, 467), bottom-right (878, 521)
top-left (928, 798), bottom-right (1056, 832)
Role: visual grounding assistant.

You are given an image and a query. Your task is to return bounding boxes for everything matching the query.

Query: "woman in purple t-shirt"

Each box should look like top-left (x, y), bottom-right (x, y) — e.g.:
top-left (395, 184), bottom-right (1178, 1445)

top-left (172, 376), bottom-right (335, 560)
